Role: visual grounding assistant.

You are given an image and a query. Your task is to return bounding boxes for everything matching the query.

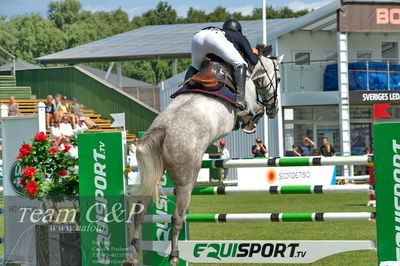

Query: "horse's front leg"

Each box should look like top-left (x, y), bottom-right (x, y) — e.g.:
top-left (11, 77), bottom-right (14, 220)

top-left (241, 104), bottom-right (264, 134)
top-left (169, 184), bottom-right (193, 266)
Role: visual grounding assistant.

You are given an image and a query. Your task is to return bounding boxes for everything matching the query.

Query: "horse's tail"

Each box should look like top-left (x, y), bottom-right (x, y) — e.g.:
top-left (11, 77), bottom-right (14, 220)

top-left (136, 127), bottom-right (166, 199)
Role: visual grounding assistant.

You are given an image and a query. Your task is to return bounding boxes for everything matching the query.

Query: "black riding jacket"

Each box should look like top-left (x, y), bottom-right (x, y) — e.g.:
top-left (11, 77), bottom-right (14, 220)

top-left (222, 29), bottom-right (259, 67)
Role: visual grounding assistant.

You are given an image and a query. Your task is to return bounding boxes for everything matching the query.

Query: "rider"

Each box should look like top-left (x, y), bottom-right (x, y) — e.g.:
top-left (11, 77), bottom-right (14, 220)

top-left (185, 19), bottom-right (259, 115)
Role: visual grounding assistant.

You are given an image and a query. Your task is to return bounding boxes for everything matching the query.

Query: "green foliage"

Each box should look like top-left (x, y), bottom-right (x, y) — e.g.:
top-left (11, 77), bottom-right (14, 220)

top-left (141, 1), bottom-right (177, 25)
top-left (0, 15), bottom-right (65, 62)
top-left (0, 0), bottom-right (309, 84)
top-left (16, 133), bottom-right (79, 197)
top-left (252, 5), bottom-right (309, 19)
top-left (48, 0), bottom-right (82, 28)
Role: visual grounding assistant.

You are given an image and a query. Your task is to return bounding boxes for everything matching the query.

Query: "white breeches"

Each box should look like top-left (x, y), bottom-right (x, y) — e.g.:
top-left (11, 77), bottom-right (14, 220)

top-left (191, 28), bottom-right (247, 70)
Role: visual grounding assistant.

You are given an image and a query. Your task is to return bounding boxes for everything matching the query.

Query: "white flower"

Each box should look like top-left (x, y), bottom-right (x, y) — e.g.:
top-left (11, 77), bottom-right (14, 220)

top-left (69, 146), bottom-right (78, 159)
top-left (68, 165), bottom-right (79, 174)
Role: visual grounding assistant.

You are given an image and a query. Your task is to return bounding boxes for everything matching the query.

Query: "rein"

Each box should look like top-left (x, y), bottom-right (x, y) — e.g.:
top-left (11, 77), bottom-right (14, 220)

top-left (255, 57), bottom-right (279, 110)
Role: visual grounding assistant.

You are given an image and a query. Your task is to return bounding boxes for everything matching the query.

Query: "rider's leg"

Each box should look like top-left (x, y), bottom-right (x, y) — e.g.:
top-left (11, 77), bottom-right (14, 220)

top-left (191, 30), bottom-right (211, 69)
top-left (185, 30), bottom-right (211, 81)
top-left (234, 64), bottom-right (250, 115)
top-left (202, 31), bottom-right (251, 114)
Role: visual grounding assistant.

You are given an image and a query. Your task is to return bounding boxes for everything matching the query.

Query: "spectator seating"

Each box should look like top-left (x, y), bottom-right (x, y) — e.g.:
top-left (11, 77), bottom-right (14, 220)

top-left (0, 98), bottom-right (137, 141)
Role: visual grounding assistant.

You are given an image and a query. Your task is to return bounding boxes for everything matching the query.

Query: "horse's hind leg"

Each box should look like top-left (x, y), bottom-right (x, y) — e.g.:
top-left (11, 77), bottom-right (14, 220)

top-left (169, 184), bottom-right (193, 266)
top-left (124, 196), bottom-right (151, 266)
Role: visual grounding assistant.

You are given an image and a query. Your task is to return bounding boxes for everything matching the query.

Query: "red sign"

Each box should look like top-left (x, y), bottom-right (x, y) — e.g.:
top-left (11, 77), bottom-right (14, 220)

top-left (373, 103), bottom-right (392, 122)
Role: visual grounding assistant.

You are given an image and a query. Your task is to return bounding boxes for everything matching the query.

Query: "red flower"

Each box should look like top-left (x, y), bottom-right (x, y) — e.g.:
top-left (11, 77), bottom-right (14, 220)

top-left (19, 144), bottom-right (32, 156)
top-left (22, 167), bottom-right (36, 178)
top-left (26, 181), bottom-right (39, 195)
top-left (63, 145), bottom-right (71, 152)
top-left (20, 178), bottom-right (26, 186)
top-left (59, 169), bottom-right (68, 176)
top-left (16, 154), bottom-right (24, 160)
top-left (48, 147), bottom-right (59, 153)
top-left (34, 132), bottom-right (47, 143)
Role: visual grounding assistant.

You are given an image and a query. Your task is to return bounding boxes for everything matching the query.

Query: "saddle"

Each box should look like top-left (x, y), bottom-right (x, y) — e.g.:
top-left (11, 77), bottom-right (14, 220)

top-left (184, 60), bottom-right (236, 92)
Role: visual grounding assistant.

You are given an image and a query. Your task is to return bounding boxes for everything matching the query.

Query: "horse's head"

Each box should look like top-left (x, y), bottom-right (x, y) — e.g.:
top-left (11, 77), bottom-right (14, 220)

top-left (250, 44), bottom-right (284, 118)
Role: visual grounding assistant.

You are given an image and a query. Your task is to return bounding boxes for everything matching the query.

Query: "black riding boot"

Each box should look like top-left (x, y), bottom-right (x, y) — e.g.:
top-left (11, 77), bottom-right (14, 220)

top-left (185, 66), bottom-right (199, 80)
top-left (234, 65), bottom-right (250, 115)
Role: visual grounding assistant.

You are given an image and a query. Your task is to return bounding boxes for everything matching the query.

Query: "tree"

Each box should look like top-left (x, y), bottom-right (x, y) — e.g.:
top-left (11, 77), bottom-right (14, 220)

top-left (251, 6), bottom-right (308, 19)
top-left (185, 8), bottom-right (208, 23)
top-left (48, 0), bottom-right (82, 28)
top-left (0, 15), bottom-right (65, 63)
top-left (141, 2), bottom-right (177, 25)
top-left (207, 6), bottom-right (231, 22)
top-left (0, 0), bottom-right (310, 84)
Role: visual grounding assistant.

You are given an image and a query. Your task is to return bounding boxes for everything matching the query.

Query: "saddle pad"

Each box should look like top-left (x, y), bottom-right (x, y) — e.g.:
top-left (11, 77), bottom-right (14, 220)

top-left (171, 83), bottom-right (237, 105)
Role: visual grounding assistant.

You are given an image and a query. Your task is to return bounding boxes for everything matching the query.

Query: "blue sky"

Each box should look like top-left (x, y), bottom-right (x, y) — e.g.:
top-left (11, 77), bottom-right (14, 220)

top-left (0, 0), bottom-right (333, 19)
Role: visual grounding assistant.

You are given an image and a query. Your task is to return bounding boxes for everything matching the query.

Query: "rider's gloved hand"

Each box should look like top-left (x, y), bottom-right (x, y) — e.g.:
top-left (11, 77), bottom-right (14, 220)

top-left (252, 48), bottom-right (259, 55)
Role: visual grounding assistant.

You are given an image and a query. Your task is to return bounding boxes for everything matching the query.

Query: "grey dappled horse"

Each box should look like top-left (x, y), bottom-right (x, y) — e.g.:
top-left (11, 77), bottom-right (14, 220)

top-left (125, 49), bottom-right (283, 266)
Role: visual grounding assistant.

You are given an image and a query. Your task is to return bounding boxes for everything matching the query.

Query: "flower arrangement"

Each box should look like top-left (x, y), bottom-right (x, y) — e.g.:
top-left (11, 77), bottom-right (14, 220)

top-left (16, 132), bottom-right (79, 198)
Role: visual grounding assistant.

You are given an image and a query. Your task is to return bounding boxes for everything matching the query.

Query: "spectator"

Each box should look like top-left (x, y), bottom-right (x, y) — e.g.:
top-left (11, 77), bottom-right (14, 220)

top-left (293, 137), bottom-right (315, 156)
top-left (128, 137), bottom-right (139, 156)
top-left (218, 140), bottom-right (230, 180)
top-left (59, 115), bottom-right (74, 137)
top-left (60, 138), bottom-right (77, 156)
top-left (50, 119), bottom-right (65, 146)
top-left (44, 95), bottom-right (55, 128)
top-left (312, 149), bottom-right (321, 156)
top-left (74, 117), bottom-right (89, 135)
top-left (364, 147), bottom-right (373, 155)
top-left (252, 137), bottom-right (268, 158)
top-left (53, 94), bottom-right (63, 121)
top-left (59, 96), bottom-right (77, 127)
top-left (363, 147), bottom-right (373, 175)
top-left (7, 95), bottom-right (20, 116)
top-left (69, 97), bottom-right (99, 129)
top-left (320, 137), bottom-right (336, 157)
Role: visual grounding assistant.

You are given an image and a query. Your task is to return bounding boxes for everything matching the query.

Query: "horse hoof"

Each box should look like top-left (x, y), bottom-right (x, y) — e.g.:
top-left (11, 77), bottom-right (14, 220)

top-left (169, 250), bottom-right (180, 266)
top-left (124, 245), bottom-right (139, 265)
top-left (169, 257), bottom-right (179, 266)
top-left (242, 121), bottom-right (257, 134)
top-left (122, 262), bottom-right (135, 266)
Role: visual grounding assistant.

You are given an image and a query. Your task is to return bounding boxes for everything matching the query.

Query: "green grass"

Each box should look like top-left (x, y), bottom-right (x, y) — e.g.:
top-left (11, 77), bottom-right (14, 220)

top-left (188, 193), bottom-right (376, 265)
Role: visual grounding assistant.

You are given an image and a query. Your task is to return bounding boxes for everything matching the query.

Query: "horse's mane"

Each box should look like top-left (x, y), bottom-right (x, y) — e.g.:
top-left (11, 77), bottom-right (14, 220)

top-left (255, 44), bottom-right (277, 59)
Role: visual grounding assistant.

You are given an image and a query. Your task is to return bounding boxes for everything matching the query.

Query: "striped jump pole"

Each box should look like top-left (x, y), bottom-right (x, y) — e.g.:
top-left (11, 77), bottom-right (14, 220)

top-left (128, 155), bottom-right (373, 169)
top-left (337, 175), bottom-right (370, 181)
top-left (142, 212), bottom-right (376, 223)
top-left (201, 155), bottom-right (373, 168)
top-left (154, 184), bottom-right (373, 196)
